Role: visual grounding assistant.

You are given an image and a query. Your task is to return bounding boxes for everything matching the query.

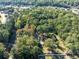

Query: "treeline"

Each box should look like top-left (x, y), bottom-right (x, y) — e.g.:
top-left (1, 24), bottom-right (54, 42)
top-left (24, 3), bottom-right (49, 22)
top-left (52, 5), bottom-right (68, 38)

top-left (0, 0), bottom-right (79, 8)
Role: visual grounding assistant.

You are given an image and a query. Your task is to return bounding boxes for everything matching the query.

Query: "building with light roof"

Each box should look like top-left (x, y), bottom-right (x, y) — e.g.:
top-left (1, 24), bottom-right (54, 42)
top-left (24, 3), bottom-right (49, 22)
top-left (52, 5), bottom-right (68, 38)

top-left (0, 12), bottom-right (9, 24)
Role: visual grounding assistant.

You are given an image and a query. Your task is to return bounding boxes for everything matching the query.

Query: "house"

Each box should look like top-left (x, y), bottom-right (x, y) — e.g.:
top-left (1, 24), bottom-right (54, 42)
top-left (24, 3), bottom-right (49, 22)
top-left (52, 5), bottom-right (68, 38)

top-left (71, 8), bottom-right (79, 14)
top-left (0, 11), bottom-right (9, 24)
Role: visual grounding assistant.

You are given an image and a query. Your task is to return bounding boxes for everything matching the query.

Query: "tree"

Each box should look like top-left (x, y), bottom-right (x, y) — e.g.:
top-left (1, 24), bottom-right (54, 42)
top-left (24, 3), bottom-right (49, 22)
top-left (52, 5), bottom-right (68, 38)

top-left (65, 33), bottom-right (79, 54)
top-left (0, 24), bottom-right (10, 42)
top-left (11, 35), bottom-right (43, 59)
top-left (44, 38), bottom-right (57, 51)
top-left (0, 43), bottom-right (4, 59)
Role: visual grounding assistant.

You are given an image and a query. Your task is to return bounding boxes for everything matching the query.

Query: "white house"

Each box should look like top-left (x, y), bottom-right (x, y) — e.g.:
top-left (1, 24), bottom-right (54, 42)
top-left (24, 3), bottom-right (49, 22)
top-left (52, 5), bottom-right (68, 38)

top-left (71, 8), bottom-right (79, 14)
top-left (0, 12), bottom-right (9, 24)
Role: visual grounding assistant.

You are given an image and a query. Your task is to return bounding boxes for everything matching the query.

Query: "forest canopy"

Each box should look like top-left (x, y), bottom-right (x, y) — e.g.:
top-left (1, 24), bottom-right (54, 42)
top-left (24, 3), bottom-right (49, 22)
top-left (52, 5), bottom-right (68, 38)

top-left (12, 7), bottom-right (79, 59)
top-left (0, 6), bottom-right (79, 59)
